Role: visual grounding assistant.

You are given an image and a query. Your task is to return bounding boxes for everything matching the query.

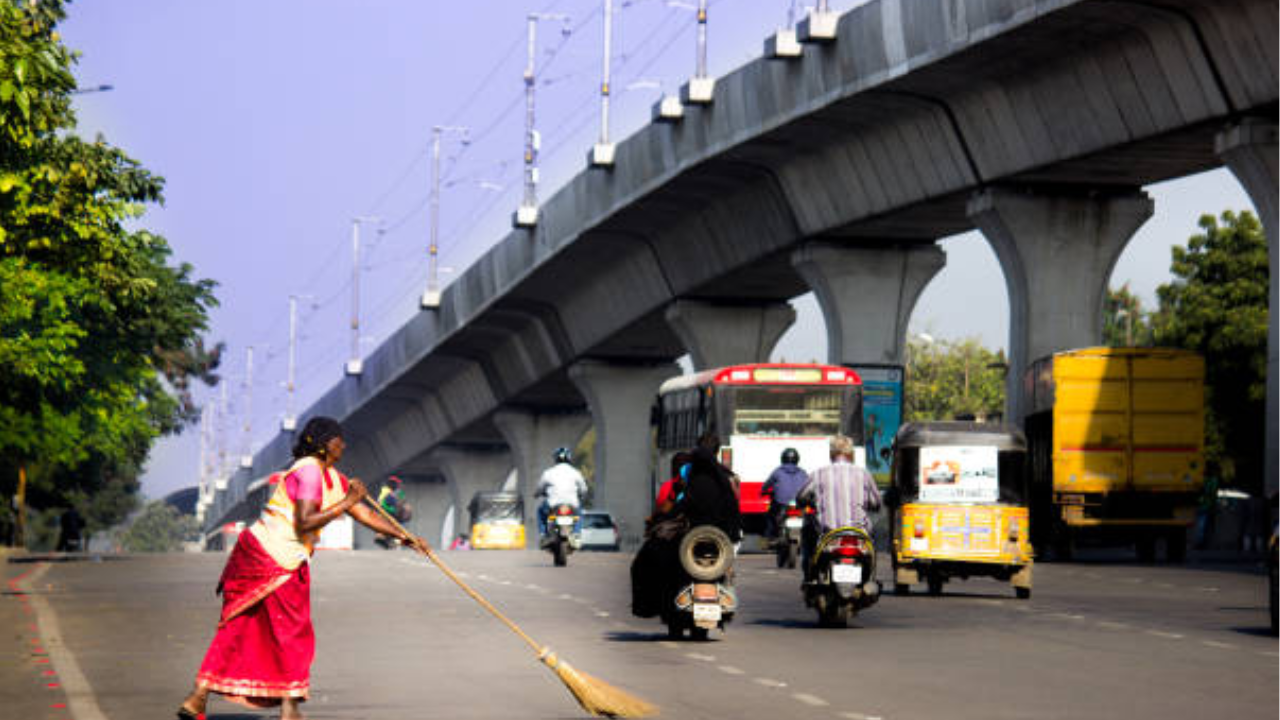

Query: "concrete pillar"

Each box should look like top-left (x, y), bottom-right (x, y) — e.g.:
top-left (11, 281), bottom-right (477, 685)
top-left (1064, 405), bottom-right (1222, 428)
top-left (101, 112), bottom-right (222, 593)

top-left (1216, 119), bottom-right (1278, 501)
top-left (663, 300), bottom-right (797, 370)
top-left (569, 360), bottom-right (681, 549)
top-left (493, 409), bottom-right (592, 541)
top-left (790, 240), bottom-right (945, 366)
top-left (429, 447), bottom-right (515, 545)
top-left (968, 188), bottom-right (1154, 423)
top-left (398, 476), bottom-right (453, 549)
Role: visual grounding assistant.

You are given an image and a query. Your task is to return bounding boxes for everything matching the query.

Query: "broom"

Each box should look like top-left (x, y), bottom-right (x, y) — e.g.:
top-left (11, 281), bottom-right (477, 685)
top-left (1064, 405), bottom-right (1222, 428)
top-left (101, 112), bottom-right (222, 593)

top-left (363, 496), bottom-right (658, 718)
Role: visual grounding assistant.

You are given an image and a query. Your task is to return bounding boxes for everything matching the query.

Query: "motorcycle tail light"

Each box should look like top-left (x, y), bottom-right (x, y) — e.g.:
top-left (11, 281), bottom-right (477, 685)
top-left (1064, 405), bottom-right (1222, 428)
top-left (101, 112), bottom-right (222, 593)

top-left (785, 507), bottom-right (803, 518)
top-left (833, 545), bottom-right (862, 558)
top-left (557, 506), bottom-right (573, 516)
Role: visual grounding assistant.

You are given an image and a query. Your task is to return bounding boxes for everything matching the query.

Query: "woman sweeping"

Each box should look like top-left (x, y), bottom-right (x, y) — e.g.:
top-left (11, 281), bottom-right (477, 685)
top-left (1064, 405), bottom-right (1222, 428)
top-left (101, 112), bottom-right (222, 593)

top-left (177, 417), bottom-right (419, 720)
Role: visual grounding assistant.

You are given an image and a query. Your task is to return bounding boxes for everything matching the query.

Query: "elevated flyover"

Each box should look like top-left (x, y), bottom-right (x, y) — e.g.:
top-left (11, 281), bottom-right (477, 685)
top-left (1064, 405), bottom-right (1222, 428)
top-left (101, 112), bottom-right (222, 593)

top-left (204, 0), bottom-right (1277, 547)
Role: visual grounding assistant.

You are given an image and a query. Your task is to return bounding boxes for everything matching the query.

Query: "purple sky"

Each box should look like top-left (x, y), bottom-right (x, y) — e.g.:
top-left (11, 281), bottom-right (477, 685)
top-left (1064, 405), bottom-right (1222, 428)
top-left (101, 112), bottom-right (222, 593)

top-left (57, 1), bottom-right (1251, 499)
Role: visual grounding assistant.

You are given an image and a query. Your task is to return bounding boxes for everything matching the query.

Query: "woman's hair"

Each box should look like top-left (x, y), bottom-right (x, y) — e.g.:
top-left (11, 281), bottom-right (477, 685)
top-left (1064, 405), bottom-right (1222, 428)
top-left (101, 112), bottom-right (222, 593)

top-left (292, 416), bottom-right (344, 460)
top-left (670, 451), bottom-right (693, 476)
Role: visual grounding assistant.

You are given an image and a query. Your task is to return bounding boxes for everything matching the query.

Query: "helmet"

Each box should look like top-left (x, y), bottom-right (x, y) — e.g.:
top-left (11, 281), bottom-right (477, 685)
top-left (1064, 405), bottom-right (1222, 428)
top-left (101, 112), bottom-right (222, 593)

top-left (781, 448), bottom-right (800, 465)
top-left (553, 447), bottom-right (573, 464)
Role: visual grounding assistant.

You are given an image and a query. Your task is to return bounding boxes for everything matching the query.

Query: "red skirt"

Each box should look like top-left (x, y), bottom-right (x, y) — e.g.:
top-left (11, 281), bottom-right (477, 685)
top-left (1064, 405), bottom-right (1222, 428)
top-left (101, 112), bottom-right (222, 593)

top-left (196, 530), bottom-right (314, 706)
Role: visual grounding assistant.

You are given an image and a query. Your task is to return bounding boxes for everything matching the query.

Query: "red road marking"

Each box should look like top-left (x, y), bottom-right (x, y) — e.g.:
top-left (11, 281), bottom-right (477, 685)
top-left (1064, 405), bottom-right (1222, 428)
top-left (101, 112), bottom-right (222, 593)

top-left (52, 703), bottom-right (67, 709)
top-left (47, 682), bottom-right (60, 688)
top-left (34, 657), bottom-right (49, 663)
top-left (43, 670), bottom-right (56, 676)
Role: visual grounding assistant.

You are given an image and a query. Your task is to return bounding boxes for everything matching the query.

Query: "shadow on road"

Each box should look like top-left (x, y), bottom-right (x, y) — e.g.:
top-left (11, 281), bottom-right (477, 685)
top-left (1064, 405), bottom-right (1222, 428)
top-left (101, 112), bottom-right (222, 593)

top-left (603, 630), bottom-right (670, 643)
top-left (1230, 625), bottom-right (1278, 638)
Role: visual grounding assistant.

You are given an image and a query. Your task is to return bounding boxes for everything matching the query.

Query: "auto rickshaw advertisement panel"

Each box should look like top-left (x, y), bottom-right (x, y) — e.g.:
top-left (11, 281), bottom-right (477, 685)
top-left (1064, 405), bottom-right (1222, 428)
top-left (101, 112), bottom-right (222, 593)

top-left (918, 445), bottom-right (999, 503)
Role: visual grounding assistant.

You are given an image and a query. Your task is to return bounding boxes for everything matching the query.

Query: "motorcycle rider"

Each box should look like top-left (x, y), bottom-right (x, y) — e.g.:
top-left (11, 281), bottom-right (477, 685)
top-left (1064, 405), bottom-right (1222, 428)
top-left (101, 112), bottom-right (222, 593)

top-left (795, 435), bottom-right (881, 581)
top-left (535, 447), bottom-right (588, 545)
top-left (761, 447), bottom-right (808, 540)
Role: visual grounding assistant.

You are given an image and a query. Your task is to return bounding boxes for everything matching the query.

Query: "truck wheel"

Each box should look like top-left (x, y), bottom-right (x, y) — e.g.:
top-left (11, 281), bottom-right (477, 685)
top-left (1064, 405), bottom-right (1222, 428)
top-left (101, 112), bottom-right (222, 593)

top-left (1165, 529), bottom-right (1187, 563)
top-left (927, 574), bottom-right (944, 596)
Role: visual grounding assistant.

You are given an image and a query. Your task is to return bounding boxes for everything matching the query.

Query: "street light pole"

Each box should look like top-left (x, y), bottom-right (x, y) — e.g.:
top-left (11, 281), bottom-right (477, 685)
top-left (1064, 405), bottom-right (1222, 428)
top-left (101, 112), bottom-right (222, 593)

top-left (515, 12), bottom-right (570, 228)
top-left (240, 346), bottom-right (254, 469)
top-left (590, 0), bottom-right (616, 167)
top-left (346, 216), bottom-right (380, 376)
top-left (422, 125), bottom-right (468, 309)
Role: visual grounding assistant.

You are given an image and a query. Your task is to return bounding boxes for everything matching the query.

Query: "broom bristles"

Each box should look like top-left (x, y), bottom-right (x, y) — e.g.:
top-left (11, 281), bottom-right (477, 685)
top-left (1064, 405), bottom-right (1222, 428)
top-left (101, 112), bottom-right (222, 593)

top-left (541, 650), bottom-right (659, 718)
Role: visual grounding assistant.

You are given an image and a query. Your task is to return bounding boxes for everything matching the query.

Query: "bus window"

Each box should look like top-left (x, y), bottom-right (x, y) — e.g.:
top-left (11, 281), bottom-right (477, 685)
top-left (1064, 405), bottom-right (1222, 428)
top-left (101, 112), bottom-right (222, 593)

top-left (728, 387), bottom-right (845, 437)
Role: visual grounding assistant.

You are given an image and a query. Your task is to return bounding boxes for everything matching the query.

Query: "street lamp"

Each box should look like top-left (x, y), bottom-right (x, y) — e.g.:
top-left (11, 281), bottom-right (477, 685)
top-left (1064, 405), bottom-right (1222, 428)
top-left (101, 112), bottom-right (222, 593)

top-left (346, 216), bottom-right (381, 376)
top-left (514, 12), bottom-right (572, 229)
top-left (590, 0), bottom-right (617, 168)
top-left (422, 125), bottom-right (469, 309)
top-left (70, 84), bottom-right (113, 95)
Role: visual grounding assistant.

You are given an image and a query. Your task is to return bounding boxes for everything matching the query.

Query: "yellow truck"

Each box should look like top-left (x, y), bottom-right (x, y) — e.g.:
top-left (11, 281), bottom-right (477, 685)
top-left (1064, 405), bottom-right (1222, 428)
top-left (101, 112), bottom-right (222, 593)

top-left (1023, 348), bottom-right (1204, 562)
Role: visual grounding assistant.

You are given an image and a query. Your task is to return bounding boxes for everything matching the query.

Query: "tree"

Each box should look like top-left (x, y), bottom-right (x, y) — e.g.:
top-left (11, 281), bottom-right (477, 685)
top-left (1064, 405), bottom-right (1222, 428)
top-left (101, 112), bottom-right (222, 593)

top-left (0, 0), bottom-right (220, 543)
top-left (905, 336), bottom-right (1007, 422)
top-left (118, 501), bottom-right (199, 553)
top-left (1152, 210), bottom-right (1269, 492)
top-left (1103, 283), bottom-right (1154, 347)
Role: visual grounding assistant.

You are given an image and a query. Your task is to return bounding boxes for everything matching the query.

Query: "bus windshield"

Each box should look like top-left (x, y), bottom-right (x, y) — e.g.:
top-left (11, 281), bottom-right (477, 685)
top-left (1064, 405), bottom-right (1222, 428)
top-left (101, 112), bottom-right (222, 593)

top-left (729, 386), bottom-right (846, 437)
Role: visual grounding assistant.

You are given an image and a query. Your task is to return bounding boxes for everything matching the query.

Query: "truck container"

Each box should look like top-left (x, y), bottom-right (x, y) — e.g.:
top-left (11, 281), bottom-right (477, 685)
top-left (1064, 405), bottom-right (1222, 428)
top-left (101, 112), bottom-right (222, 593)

top-left (1024, 347), bottom-right (1204, 561)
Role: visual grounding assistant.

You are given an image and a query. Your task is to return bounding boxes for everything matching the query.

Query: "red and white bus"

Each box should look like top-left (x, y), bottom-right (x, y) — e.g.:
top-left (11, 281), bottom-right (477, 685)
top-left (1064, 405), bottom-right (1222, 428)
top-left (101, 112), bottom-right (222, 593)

top-left (653, 363), bottom-right (865, 536)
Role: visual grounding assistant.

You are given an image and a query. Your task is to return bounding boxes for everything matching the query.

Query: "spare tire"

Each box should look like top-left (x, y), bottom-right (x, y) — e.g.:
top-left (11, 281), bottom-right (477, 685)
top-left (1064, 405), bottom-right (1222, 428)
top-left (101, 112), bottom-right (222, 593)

top-left (678, 525), bottom-right (734, 581)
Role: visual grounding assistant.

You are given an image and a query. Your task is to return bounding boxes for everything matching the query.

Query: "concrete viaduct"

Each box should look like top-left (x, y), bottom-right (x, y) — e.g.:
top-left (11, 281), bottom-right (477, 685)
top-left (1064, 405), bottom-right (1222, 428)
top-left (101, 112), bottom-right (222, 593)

top-left (202, 0), bottom-right (1277, 550)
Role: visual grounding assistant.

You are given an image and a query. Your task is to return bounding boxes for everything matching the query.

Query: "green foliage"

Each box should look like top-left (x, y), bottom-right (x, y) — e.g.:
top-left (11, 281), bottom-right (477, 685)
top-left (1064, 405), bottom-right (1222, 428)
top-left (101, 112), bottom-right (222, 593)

top-left (905, 336), bottom-right (1007, 423)
top-left (0, 0), bottom-right (220, 537)
top-left (1153, 210), bottom-right (1269, 490)
top-left (1102, 283), bottom-right (1154, 348)
top-left (118, 501), bottom-right (199, 553)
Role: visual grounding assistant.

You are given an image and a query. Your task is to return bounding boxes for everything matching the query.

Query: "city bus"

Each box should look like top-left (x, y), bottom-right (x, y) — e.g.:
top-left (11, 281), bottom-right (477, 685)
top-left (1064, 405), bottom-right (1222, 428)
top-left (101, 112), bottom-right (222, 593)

top-left (653, 363), bottom-right (865, 536)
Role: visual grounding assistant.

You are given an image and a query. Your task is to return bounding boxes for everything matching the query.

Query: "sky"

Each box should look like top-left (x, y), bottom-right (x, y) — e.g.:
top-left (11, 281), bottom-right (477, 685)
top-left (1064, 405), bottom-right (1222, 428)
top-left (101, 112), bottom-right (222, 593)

top-left (56, 0), bottom-right (1252, 500)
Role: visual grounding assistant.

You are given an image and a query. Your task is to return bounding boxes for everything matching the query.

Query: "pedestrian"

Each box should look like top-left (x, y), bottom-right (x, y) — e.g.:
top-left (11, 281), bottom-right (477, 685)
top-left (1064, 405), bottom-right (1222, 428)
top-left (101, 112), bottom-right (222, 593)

top-left (56, 506), bottom-right (85, 552)
top-left (795, 435), bottom-right (881, 580)
top-left (176, 417), bottom-right (419, 720)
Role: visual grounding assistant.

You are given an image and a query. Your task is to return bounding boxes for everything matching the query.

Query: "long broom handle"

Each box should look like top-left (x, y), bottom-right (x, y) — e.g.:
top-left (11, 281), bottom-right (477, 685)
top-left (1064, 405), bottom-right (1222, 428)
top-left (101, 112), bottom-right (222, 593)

top-left (362, 496), bottom-right (544, 655)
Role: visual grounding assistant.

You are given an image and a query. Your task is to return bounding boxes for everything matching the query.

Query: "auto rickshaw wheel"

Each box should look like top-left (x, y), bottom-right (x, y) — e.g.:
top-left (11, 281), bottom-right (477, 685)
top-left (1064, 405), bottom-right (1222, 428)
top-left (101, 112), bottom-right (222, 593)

top-left (689, 627), bottom-right (710, 642)
top-left (1165, 528), bottom-right (1187, 563)
top-left (1015, 586), bottom-right (1031, 599)
top-left (1136, 536), bottom-right (1157, 563)
top-left (666, 619), bottom-right (683, 640)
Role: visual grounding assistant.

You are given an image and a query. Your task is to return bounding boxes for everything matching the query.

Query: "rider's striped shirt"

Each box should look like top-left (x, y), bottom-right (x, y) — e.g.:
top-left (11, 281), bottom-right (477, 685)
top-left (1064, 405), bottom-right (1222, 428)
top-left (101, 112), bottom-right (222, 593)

top-left (796, 459), bottom-right (881, 533)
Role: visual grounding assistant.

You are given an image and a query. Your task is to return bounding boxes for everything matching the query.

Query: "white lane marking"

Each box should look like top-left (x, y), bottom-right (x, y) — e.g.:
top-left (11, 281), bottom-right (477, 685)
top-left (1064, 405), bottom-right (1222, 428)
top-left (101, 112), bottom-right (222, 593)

top-left (594, 611), bottom-right (610, 618)
top-left (1257, 650), bottom-right (1279, 658)
top-left (19, 563), bottom-right (109, 720)
top-left (754, 677), bottom-right (788, 688)
top-left (1097, 621), bottom-right (1130, 630)
top-left (840, 713), bottom-right (885, 720)
top-left (1197, 586), bottom-right (1220, 593)
top-left (1083, 572), bottom-right (1101, 579)
top-left (718, 665), bottom-right (745, 675)
top-left (1123, 578), bottom-right (1144, 584)
top-left (525, 583), bottom-right (542, 591)
top-left (658, 641), bottom-right (679, 650)
top-left (1013, 606), bottom-right (1033, 613)
top-left (1145, 630), bottom-right (1184, 640)
top-left (558, 593), bottom-right (573, 600)
top-left (793, 693), bottom-right (829, 707)
top-left (685, 652), bottom-right (716, 662)
top-left (1050, 612), bottom-right (1085, 621)
top-left (1155, 583), bottom-right (1174, 589)
top-left (1201, 640), bottom-right (1236, 649)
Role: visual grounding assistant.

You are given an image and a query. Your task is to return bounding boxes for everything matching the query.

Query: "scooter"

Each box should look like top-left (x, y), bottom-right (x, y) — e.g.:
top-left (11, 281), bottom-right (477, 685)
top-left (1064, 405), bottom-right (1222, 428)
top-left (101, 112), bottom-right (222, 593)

top-left (543, 503), bottom-right (580, 567)
top-left (664, 525), bottom-right (738, 641)
top-left (774, 501), bottom-right (807, 569)
top-left (803, 526), bottom-right (880, 627)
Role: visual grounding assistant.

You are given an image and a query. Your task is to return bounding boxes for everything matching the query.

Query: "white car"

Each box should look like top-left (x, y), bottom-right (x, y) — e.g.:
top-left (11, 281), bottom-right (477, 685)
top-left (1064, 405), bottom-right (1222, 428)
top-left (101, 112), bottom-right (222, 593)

top-left (579, 511), bottom-right (620, 551)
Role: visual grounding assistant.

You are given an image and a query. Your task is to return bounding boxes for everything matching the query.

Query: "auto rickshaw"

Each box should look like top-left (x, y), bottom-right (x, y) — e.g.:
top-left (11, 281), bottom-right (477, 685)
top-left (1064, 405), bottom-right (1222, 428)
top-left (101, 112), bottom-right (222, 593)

top-left (887, 422), bottom-right (1033, 598)
top-left (468, 491), bottom-right (526, 550)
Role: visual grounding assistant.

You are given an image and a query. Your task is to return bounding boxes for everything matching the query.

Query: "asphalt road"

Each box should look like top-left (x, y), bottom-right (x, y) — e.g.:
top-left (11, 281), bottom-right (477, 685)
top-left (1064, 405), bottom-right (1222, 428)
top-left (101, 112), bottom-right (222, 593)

top-left (3, 548), bottom-right (1275, 720)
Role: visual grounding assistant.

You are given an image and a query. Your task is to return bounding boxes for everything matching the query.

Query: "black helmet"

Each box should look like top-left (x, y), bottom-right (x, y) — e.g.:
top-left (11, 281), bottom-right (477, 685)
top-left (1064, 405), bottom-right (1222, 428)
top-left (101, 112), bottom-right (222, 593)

top-left (553, 447), bottom-right (573, 464)
top-left (781, 447), bottom-right (800, 465)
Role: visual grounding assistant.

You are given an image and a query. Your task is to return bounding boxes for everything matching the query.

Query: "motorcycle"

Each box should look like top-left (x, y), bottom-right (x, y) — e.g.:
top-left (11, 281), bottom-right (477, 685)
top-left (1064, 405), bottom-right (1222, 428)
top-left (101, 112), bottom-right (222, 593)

top-left (803, 526), bottom-right (880, 627)
top-left (543, 503), bottom-right (580, 567)
top-left (774, 501), bottom-right (807, 569)
top-left (664, 525), bottom-right (738, 641)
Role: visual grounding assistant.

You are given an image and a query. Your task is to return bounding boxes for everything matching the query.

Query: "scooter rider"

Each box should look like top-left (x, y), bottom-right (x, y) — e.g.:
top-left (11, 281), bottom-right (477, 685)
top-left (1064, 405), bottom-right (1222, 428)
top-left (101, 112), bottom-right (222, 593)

top-left (795, 435), bottom-right (881, 581)
top-left (762, 447), bottom-right (808, 540)
top-left (535, 447), bottom-right (588, 543)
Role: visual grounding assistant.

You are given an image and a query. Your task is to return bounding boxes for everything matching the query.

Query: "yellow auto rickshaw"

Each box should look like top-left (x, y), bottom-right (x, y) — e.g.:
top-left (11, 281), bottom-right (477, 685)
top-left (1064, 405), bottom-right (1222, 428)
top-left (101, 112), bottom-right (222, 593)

top-left (888, 422), bottom-right (1033, 599)
top-left (468, 491), bottom-right (526, 550)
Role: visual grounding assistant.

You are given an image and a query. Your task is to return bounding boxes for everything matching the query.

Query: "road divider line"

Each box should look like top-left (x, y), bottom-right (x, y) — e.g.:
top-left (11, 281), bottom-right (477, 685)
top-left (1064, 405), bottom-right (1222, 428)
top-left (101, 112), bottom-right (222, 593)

top-left (840, 712), bottom-right (885, 720)
top-left (19, 563), bottom-right (109, 720)
top-left (1097, 621), bottom-right (1130, 630)
top-left (1145, 630), bottom-right (1184, 640)
top-left (1201, 640), bottom-right (1236, 649)
top-left (753, 677), bottom-right (787, 688)
top-left (657, 641), bottom-right (679, 650)
top-left (717, 665), bottom-right (745, 675)
top-left (792, 692), bottom-right (829, 707)
top-left (685, 652), bottom-right (716, 662)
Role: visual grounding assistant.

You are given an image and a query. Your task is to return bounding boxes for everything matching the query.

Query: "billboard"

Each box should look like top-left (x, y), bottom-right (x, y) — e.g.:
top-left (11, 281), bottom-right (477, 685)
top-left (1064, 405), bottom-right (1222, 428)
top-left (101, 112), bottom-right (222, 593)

top-left (850, 365), bottom-right (903, 487)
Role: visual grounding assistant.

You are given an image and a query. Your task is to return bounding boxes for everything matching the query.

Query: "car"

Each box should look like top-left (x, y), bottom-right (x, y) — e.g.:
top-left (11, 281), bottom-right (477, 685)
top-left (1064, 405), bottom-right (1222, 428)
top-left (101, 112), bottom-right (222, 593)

top-left (579, 510), bottom-right (620, 551)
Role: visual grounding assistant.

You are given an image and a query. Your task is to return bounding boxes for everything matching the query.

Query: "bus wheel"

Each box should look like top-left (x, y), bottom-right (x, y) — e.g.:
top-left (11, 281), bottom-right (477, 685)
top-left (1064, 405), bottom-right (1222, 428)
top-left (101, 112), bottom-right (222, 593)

top-left (1165, 529), bottom-right (1187, 563)
top-left (1136, 536), bottom-right (1157, 563)
top-left (893, 583), bottom-right (910, 596)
